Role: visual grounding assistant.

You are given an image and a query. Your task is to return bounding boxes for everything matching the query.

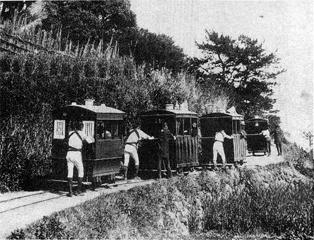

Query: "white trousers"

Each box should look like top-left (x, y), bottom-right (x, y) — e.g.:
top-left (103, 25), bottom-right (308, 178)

top-left (124, 144), bottom-right (139, 167)
top-left (213, 141), bottom-right (226, 165)
top-left (66, 151), bottom-right (84, 178)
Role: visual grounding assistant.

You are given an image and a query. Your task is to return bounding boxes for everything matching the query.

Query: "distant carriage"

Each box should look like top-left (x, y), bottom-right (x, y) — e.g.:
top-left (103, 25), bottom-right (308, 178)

top-left (200, 111), bottom-right (246, 166)
top-left (139, 104), bottom-right (199, 174)
top-left (51, 99), bottom-right (125, 184)
top-left (245, 117), bottom-right (269, 155)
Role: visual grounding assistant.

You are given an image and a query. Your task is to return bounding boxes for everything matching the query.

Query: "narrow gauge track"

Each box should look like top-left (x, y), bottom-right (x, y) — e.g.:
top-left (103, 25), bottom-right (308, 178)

top-left (0, 194), bottom-right (65, 214)
top-left (0, 167), bottom-right (227, 215)
top-left (0, 179), bottom-right (154, 215)
top-left (0, 191), bottom-right (46, 204)
top-left (0, 164), bottom-right (246, 215)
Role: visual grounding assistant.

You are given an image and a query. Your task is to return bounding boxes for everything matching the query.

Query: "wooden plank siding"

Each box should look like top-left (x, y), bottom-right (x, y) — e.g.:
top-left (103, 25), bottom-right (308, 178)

top-left (139, 137), bottom-right (199, 171)
top-left (175, 136), bottom-right (199, 168)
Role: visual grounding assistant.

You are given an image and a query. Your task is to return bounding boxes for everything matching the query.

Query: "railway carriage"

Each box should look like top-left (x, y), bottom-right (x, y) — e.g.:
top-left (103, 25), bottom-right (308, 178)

top-left (138, 104), bottom-right (199, 174)
top-left (245, 117), bottom-right (269, 155)
top-left (200, 111), bottom-right (246, 166)
top-left (51, 99), bottom-right (125, 183)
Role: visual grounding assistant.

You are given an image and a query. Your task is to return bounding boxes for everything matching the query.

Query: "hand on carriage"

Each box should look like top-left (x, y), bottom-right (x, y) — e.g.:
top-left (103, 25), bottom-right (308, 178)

top-left (85, 136), bottom-right (95, 143)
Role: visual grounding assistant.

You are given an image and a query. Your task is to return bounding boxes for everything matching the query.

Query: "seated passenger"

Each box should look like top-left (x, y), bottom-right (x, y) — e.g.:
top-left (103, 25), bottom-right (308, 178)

top-left (105, 130), bottom-right (112, 139)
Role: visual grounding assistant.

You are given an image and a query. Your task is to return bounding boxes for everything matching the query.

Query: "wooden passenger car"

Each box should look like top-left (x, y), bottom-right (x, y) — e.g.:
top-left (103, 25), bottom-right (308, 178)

top-left (51, 100), bottom-right (125, 182)
top-left (139, 104), bottom-right (199, 173)
top-left (245, 117), bottom-right (269, 155)
top-left (200, 111), bottom-right (246, 166)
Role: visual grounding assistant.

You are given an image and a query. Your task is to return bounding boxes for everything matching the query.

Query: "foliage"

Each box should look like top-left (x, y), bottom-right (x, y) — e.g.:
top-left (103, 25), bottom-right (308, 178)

top-left (0, 105), bottom-right (52, 191)
top-left (41, 0), bottom-right (136, 45)
top-left (1, 1), bottom-right (187, 73)
top-left (284, 143), bottom-right (314, 179)
top-left (8, 215), bottom-right (67, 240)
top-left (117, 27), bottom-right (187, 73)
top-left (190, 31), bottom-right (285, 117)
top-left (1, 0), bottom-right (136, 45)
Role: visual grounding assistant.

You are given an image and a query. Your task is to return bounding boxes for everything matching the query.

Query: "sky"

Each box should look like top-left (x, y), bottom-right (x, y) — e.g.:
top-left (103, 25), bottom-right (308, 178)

top-left (130, 0), bottom-right (314, 149)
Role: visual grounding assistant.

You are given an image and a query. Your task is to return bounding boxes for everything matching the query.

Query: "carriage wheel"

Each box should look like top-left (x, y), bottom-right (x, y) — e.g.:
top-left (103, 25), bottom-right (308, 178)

top-left (107, 174), bottom-right (116, 184)
top-left (176, 167), bottom-right (183, 176)
top-left (91, 177), bottom-right (101, 191)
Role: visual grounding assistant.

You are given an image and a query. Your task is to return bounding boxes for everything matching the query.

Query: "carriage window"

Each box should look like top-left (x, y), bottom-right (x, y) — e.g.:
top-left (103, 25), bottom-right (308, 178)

top-left (96, 121), bottom-right (105, 139)
top-left (96, 121), bottom-right (122, 139)
top-left (109, 121), bottom-right (119, 139)
top-left (166, 119), bottom-right (176, 135)
top-left (200, 118), bottom-right (232, 137)
top-left (192, 118), bottom-right (197, 126)
top-left (183, 118), bottom-right (191, 135)
top-left (176, 118), bottom-right (183, 135)
top-left (141, 117), bottom-right (160, 137)
top-left (232, 120), bottom-right (240, 134)
top-left (118, 121), bottom-right (124, 139)
top-left (141, 117), bottom-right (176, 137)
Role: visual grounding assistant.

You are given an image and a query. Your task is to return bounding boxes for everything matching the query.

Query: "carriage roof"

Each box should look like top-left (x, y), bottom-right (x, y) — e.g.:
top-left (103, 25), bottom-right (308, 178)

top-left (140, 109), bottom-right (198, 118)
top-left (201, 112), bottom-right (243, 120)
top-left (246, 117), bottom-right (268, 123)
top-left (53, 102), bottom-right (125, 120)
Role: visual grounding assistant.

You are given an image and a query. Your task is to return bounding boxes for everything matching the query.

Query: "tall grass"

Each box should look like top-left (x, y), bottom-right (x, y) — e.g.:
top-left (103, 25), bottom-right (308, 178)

top-left (0, 105), bottom-right (52, 191)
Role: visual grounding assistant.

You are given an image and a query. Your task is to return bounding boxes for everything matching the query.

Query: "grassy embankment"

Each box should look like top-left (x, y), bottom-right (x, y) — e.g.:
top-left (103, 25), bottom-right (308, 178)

top-left (8, 145), bottom-right (314, 240)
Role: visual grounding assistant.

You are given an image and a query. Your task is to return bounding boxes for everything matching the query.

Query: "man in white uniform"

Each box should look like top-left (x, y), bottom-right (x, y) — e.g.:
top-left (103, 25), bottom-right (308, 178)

top-left (261, 128), bottom-right (271, 156)
top-left (122, 123), bottom-right (154, 181)
top-left (66, 121), bottom-right (94, 197)
top-left (213, 127), bottom-right (233, 169)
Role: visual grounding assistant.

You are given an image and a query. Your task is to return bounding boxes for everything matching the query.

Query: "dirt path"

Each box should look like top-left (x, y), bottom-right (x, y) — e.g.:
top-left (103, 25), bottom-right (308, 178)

top-left (244, 145), bottom-right (284, 167)
top-left (0, 180), bottom-right (155, 239)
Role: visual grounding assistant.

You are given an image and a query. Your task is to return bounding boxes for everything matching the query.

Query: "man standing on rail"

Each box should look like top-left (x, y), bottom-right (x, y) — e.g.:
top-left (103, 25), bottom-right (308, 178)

top-left (240, 121), bottom-right (248, 159)
top-left (213, 126), bottom-right (233, 170)
top-left (261, 128), bottom-right (271, 156)
top-left (66, 121), bottom-right (94, 197)
top-left (157, 122), bottom-right (175, 179)
top-left (122, 121), bottom-right (154, 181)
top-left (271, 125), bottom-right (283, 156)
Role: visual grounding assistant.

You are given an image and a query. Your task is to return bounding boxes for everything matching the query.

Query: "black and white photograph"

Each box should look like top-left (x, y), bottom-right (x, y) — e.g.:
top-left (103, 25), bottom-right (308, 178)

top-left (0, 0), bottom-right (313, 239)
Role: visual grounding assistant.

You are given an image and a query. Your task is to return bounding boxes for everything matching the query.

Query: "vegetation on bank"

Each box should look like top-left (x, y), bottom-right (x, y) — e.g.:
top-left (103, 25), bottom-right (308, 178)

top-left (8, 151), bottom-right (314, 239)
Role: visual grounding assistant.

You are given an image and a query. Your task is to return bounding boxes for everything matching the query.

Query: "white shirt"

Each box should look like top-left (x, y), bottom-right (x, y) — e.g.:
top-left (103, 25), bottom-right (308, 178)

top-left (68, 130), bottom-right (94, 149)
top-left (261, 130), bottom-right (271, 140)
top-left (215, 130), bottom-right (232, 142)
top-left (125, 129), bottom-right (153, 144)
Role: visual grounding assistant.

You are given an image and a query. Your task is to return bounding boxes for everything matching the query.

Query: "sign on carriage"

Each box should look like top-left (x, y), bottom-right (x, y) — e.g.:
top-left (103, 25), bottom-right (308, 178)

top-left (83, 121), bottom-right (95, 138)
top-left (53, 120), bottom-right (65, 139)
